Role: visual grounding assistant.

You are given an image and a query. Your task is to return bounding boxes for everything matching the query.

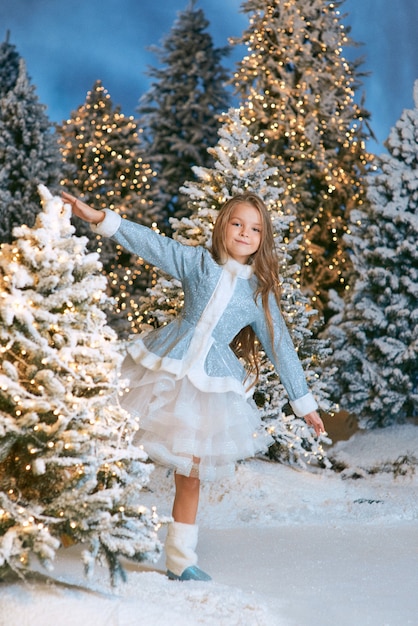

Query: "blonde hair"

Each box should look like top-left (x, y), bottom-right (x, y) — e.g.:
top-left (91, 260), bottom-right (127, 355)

top-left (211, 193), bottom-right (282, 386)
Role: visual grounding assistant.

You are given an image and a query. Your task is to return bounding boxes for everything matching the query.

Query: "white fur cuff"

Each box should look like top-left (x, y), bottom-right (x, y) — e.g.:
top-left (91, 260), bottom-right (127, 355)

top-left (290, 392), bottom-right (318, 417)
top-left (90, 208), bottom-right (121, 237)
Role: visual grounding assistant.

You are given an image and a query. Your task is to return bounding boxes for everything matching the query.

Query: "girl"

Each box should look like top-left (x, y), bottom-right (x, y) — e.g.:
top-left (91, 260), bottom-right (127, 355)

top-left (62, 191), bottom-right (325, 582)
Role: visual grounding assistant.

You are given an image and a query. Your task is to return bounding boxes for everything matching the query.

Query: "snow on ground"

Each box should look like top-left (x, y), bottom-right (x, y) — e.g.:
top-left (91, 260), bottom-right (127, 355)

top-left (1, 424), bottom-right (418, 626)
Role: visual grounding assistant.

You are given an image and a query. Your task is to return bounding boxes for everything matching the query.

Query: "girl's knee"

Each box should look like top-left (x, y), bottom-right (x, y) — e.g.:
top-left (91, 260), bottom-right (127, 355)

top-left (175, 473), bottom-right (200, 493)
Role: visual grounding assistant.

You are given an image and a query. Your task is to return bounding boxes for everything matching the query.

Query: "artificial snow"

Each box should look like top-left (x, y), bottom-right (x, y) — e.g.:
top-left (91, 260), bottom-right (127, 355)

top-left (1, 424), bottom-right (418, 626)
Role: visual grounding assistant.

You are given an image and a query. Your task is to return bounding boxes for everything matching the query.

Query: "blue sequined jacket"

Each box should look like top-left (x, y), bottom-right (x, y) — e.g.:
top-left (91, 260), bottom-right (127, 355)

top-left (92, 210), bottom-right (318, 417)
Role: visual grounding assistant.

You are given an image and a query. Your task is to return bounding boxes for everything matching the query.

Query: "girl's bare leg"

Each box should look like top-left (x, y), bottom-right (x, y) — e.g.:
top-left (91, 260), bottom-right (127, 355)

top-left (166, 458), bottom-right (211, 580)
top-left (172, 457), bottom-right (201, 524)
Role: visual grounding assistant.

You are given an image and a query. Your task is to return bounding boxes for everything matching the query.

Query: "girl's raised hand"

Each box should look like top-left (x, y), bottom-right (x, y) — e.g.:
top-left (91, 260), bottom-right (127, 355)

top-left (62, 191), bottom-right (105, 225)
top-left (303, 410), bottom-right (326, 437)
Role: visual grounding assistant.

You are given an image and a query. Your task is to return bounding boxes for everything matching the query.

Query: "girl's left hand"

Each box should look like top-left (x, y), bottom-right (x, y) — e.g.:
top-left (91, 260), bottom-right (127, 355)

top-left (303, 410), bottom-right (326, 437)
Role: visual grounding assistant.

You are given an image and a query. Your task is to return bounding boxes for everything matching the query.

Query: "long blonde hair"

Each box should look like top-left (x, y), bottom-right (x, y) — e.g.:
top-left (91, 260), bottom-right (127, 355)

top-left (211, 193), bottom-right (282, 386)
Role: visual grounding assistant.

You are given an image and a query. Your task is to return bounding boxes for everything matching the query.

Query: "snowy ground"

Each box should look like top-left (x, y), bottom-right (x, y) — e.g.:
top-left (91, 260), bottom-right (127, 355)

top-left (1, 423), bottom-right (418, 626)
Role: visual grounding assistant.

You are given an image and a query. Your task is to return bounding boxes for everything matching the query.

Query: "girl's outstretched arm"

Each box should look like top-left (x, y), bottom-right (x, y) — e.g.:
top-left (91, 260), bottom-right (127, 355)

top-left (62, 191), bottom-right (105, 225)
top-left (62, 193), bottom-right (202, 281)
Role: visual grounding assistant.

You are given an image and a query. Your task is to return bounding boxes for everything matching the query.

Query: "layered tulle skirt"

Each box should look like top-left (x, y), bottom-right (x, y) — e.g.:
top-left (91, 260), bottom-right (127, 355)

top-left (121, 355), bottom-right (272, 482)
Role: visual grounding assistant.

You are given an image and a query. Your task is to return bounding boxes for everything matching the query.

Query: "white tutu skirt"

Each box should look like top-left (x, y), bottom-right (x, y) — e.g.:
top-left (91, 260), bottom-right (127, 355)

top-left (120, 355), bottom-right (273, 481)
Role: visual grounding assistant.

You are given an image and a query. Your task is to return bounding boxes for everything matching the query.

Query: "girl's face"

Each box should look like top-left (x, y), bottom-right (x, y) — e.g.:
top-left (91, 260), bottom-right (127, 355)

top-left (225, 202), bottom-right (262, 264)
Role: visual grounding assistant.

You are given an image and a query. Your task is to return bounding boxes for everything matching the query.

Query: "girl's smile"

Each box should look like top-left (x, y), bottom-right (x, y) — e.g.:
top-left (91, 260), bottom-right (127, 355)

top-left (225, 202), bottom-right (262, 264)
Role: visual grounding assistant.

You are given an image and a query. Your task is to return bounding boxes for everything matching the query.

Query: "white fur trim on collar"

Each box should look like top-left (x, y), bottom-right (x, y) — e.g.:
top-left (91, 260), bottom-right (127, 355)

top-left (224, 257), bottom-right (254, 279)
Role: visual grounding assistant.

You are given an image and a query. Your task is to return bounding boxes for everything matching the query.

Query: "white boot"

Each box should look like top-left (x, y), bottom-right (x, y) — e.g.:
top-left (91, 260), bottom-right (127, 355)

top-left (165, 521), bottom-right (211, 581)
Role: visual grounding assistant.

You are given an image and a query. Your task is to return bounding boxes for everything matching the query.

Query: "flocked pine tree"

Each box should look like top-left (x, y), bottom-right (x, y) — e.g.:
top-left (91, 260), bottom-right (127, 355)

top-left (323, 81), bottom-right (418, 428)
top-left (231, 0), bottom-right (374, 318)
top-left (137, 0), bottom-right (230, 228)
top-left (0, 186), bottom-right (162, 583)
top-left (137, 108), bottom-right (332, 467)
top-left (56, 80), bottom-right (157, 336)
top-left (0, 58), bottom-right (62, 243)
top-left (0, 32), bottom-right (20, 97)
top-left (327, 81), bottom-right (418, 427)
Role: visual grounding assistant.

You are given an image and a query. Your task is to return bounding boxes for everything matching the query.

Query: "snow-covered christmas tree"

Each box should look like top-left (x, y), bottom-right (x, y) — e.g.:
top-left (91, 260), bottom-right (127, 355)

top-left (323, 81), bottom-right (418, 428)
top-left (230, 0), bottom-right (374, 318)
top-left (56, 80), bottom-right (157, 336)
top-left (0, 187), bottom-right (162, 583)
top-left (137, 0), bottom-right (230, 227)
top-left (0, 55), bottom-right (62, 243)
top-left (0, 32), bottom-right (20, 97)
top-left (138, 108), bottom-right (332, 467)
